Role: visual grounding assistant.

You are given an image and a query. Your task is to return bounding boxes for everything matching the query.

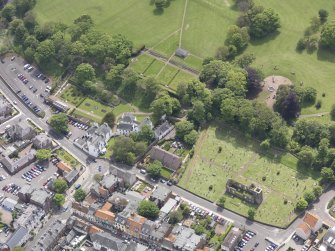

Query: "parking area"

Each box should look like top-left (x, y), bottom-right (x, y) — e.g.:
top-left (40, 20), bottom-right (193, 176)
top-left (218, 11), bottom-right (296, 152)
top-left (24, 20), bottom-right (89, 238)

top-left (0, 160), bottom-right (57, 200)
top-left (0, 56), bottom-right (52, 116)
top-left (67, 119), bottom-right (89, 140)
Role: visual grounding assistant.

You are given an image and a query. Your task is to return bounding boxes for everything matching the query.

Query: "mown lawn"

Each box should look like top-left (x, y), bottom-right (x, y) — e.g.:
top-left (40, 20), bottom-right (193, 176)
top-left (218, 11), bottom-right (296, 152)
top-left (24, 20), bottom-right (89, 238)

top-left (250, 0), bottom-right (335, 114)
top-left (77, 98), bottom-right (113, 118)
top-left (178, 123), bottom-right (321, 227)
top-left (55, 148), bottom-right (81, 168)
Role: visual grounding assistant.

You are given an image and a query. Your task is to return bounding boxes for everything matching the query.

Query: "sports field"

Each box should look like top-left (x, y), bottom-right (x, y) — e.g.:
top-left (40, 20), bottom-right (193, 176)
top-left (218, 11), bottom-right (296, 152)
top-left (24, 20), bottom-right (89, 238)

top-left (178, 123), bottom-right (321, 227)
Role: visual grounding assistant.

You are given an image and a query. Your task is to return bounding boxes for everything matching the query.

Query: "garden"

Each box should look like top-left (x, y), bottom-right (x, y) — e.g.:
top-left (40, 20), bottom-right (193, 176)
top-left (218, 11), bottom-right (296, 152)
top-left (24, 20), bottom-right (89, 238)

top-left (178, 123), bottom-right (321, 227)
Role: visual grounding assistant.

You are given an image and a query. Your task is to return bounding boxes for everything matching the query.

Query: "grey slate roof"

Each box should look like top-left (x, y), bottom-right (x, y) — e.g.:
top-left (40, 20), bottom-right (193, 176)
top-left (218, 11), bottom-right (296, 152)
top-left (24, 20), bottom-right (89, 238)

top-left (151, 186), bottom-right (171, 202)
top-left (6, 226), bottom-right (28, 248)
top-left (175, 48), bottom-right (188, 58)
top-left (91, 232), bottom-right (127, 251)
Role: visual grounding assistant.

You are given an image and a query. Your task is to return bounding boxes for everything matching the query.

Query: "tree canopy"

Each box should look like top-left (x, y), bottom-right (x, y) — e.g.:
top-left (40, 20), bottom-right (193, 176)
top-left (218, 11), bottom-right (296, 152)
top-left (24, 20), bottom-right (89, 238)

top-left (147, 160), bottom-right (162, 178)
top-left (74, 188), bottom-right (86, 202)
top-left (53, 179), bottom-right (68, 193)
top-left (49, 113), bottom-right (69, 134)
top-left (137, 200), bottom-right (160, 220)
top-left (35, 149), bottom-right (52, 160)
top-left (53, 193), bottom-right (65, 206)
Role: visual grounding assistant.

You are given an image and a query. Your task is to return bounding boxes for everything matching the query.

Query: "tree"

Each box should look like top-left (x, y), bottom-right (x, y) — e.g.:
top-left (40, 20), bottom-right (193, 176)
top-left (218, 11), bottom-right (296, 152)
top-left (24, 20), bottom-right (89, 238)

top-left (297, 147), bottom-right (316, 168)
top-left (331, 104), bottom-right (335, 121)
top-left (226, 25), bottom-right (250, 52)
top-left (175, 121), bottom-right (194, 139)
top-left (150, 94), bottom-right (180, 121)
top-left (34, 39), bottom-right (55, 64)
top-left (319, 9), bottom-right (329, 23)
top-left (12, 247), bottom-right (24, 251)
top-left (293, 120), bottom-right (329, 147)
top-left (74, 63), bottom-right (95, 84)
top-left (94, 173), bottom-right (103, 182)
top-left (74, 188), bottom-right (86, 202)
top-left (217, 196), bottom-right (226, 207)
top-left (303, 191), bottom-right (316, 204)
top-left (147, 160), bottom-right (162, 178)
top-left (105, 64), bottom-right (125, 90)
top-left (53, 193), bottom-right (65, 206)
top-left (137, 200), bottom-right (159, 220)
top-left (102, 112), bottom-right (116, 128)
top-left (260, 139), bottom-right (270, 151)
top-left (184, 130), bottom-right (198, 146)
top-left (320, 20), bottom-right (335, 50)
top-left (274, 86), bottom-right (300, 121)
top-left (168, 210), bottom-right (183, 224)
top-left (234, 53), bottom-right (255, 68)
top-left (81, 80), bottom-right (97, 95)
top-left (321, 167), bottom-right (335, 183)
top-left (313, 186), bottom-right (323, 197)
top-left (246, 67), bottom-right (263, 97)
top-left (1, 4), bottom-right (16, 22)
top-left (248, 8), bottom-right (280, 39)
top-left (155, 0), bottom-right (167, 9)
top-left (131, 125), bottom-right (155, 144)
top-left (49, 113), bottom-right (69, 134)
top-left (112, 136), bottom-right (147, 165)
top-left (35, 149), bottom-right (52, 161)
top-left (247, 208), bottom-right (256, 220)
top-left (187, 100), bottom-right (206, 125)
top-left (53, 179), bottom-right (68, 193)
top-left (296, 198), bottom-right (308, 211)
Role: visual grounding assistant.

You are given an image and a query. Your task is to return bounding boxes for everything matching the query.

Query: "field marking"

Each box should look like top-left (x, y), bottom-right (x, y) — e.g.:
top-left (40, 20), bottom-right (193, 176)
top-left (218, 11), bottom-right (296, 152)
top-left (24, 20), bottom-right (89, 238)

top-left (155, 53), bottom-right (175, 78)
top-left (179, 0), bottom-right (189, 48)
top-left (150, 28), bottom-right (181, 51)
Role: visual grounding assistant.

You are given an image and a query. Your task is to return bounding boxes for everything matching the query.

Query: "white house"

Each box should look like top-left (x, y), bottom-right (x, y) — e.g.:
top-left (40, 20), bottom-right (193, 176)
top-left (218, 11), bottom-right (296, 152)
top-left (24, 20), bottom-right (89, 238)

top-left (295, 212), bottom-right (323, 240)
top-left (116, 113), bottom-right (153, 136)
top-left (74, 123), bottom-right (112, 157)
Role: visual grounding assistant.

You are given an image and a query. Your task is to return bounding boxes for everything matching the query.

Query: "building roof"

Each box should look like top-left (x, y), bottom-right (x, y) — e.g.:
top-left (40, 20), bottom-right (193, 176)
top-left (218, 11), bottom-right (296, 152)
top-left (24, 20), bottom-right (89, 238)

top-left (154, 121), bottom-right (173, 138)
top-left (150, 146), bottom-right (182, 171)
top-left (160, 198), bottom-right (177, 215)
top-left (117, 123), bottom-right (135, 131)
top-left (222, 227), bottom-right (243, 249)
top-left (56, 161), bottom-right (73, 172)
top-left (151, 186), bottom-right (171, 202)
top-left (101, 174), bottom-right (119, 189)
top-left (6, 226), bottom-right (28, 248)
top-left (95, 209), bottom-right (115, 223)
top-left (151, 222), bottom-right (171, 240)
top-left (91, 232), bottom-right (128, 251)
top-left (303, 212), bottom-right (320, 228)
top-left (175, 48), bottom-right (189, 58)
top-left (2, 197), bottom-right (18, 210)
top-left (166, 225), bottom-right (203, 250)
top-left (30, 188), bottom-right (51, 205)
top-left (64, 169), bottom-right (79, 183)
top-left (101, 202), bottom-right (113, 211)
top-left (297, 222), bottom-right (311, 235)
top-left (323, 227), bottom-right (335, 249)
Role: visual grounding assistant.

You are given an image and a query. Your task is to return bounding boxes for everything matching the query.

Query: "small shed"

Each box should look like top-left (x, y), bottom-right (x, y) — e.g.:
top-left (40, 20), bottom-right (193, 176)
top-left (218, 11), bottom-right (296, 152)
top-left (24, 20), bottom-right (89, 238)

top-left (175, 48), bottom-right (188, 58)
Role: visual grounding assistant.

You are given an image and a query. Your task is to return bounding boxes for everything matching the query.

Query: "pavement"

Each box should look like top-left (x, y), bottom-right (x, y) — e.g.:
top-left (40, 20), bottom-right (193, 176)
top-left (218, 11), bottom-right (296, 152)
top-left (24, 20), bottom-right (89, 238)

top-left (1, 55), bottom-right (335, 248)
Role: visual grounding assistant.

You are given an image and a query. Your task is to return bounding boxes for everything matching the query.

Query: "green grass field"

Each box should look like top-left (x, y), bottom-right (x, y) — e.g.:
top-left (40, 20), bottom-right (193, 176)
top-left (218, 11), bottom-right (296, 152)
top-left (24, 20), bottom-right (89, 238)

top-left (131, 54), bottom-right (195, 90)
top-left (178, 123), bottom-right (321, 227)
top-left (250, 0), bottom-right (335, 114)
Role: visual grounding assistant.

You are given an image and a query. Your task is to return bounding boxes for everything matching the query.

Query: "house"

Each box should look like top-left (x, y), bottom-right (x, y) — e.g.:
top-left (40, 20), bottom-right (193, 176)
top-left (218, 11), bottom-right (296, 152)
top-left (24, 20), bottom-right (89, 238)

top-left (56, 161), bottom-right (73, 174)
top-left (74, 122), bottom-right (112, 157)
top-left (0, 150), bottom-right (36, 174)
top-left (116, 113), bottom-right (153, 136)
top-left (162, 225), bottom-right (205, 251)
top-left (154, 121), bottom-right (174, 140)
top-left (295, 212), bottom-right (323, 240)
top-left (221, 227), bottom-right (243, 251)
top-left (100, 173), bottom-right (121, 194)
top-left (320, 227), bottom-right (335, 251)
top-left (32, 133), bottom-right (53, 149)
top-left (149, 146), bottom-right (182, 171)
top-left (19, 187), bottom-right (52, 212)
top-left (90, 231), bottom-right (148, 251)
top-left (15, 204), bottom-right (45, 231)
top-left (6, 121), bottom-right (36, 141)
top-left (31, 219), bottom-right (66, 251)
top-left (127, 213), bottom-right (147, 238)
top-left (116, 113), bottom-right (139, 136)
top-left (175, 48), bottom-right (189, 58)
top-left (0, 97), bottom-right (12, 118)
top-left (94, 202), bottom-right (115, 226)
top-left (111, 167), bottom-right (137, 187)
top-left (150, 186), bottom-right (172, 208)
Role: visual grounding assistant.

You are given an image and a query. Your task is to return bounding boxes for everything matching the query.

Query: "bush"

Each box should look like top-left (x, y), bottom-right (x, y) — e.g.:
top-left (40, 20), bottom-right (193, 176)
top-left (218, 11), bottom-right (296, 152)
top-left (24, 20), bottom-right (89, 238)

top-left (296, 198), bottom-right (308, 211)
top-left (315, 100), bottom-right (322, 109)
top-left (331, 104), bottom-right (335, 121)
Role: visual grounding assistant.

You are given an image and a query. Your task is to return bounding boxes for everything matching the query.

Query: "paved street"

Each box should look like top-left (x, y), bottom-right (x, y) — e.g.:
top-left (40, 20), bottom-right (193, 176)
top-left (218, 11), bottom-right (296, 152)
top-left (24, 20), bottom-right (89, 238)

top-left (1, 59), bottom-right (335, 249)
